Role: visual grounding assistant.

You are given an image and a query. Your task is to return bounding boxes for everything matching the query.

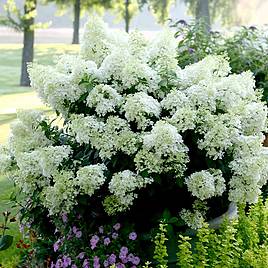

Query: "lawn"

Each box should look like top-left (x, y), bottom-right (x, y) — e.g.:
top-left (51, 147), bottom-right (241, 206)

top-left (0, 44), bottom-right (78, 267)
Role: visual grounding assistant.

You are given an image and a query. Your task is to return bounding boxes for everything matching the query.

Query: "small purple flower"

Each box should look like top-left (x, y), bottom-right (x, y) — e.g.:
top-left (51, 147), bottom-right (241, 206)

top-left (120, 247), bottom-right (128, 255)
top-left (71, 265), bottom-right (77, 268)
top-left (53, 240), bottom-right (60, 252)
top-left (61, 212), bottom-right (68, 223)
top-left (103, 260), bottom-right (109, 267)
top-left (77, 252), bottom-right (85, 259)
top-left (121, 257), bottom-right (128, 264)
top-left (90, 235), bottom-right (100, 250)
top-left (83, 259), bottom-right (89, 268)
top-left (127, 254), bottom-right (135, 263)
top-left (55, 259), bottom-right (62, 268)
top-left (67, 232), bottom-right (73, 240)
top-left (19, 224), bottom-right (25, 233)
top-left (76, 230), bottom-right (82, 238)
top-left (93, 256), bottom-right (100, 268)
top-left (116, 264), bottom-right (126, 268)
top-left (119, 247), bottom-right (128, 259)
top-left (113, 223), bottom-right (121, 231)
top-left (72, 226), bottom-right (78, 234)
top-left (132, 257), bottom-right (140, 266)
top-left (104, 237), bottom-right (111, 245)
top-left (62, 256), bottom-right (72, 268)
top-left (108, 254), bottom-right (117, 265)
top-left (112, 232), bottom-right (118, 239)
top-left (99, 226), bottom-right (104, 234)
top-left (188, 48), bottom-right (195, 54)
top-left (129, 232), bottom-right (137, 240)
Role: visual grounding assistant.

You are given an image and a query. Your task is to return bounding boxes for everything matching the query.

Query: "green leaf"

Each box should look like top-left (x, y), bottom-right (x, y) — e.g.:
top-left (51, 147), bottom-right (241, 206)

top-left (9, 191), bottom-right (16, 202)
top-left (0, 235), bottom-right (13, 251)
top-left (168, 217), bottom-right (179, 224)
top-left (162, 209), bottom-right (171, 220)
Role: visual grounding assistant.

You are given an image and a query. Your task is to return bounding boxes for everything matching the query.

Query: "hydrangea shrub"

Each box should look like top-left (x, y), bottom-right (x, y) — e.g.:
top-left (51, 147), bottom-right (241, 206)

top-left (1, 16), bottom-right (268, 265)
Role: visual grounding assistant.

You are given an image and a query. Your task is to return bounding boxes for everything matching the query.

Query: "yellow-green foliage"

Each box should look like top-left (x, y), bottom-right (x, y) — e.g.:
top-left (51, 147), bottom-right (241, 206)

top-left (153, 223), bottom-right (169, 268)
top-left (153, 199), bottom-right (268, 267)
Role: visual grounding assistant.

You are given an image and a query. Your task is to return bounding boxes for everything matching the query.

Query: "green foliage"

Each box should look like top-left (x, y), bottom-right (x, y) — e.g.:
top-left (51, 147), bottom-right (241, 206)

top-left (153, 223), bottom-right (168, 268)
top-left (177, 235), bottom-right (193, 268)
top-left (0, 211), bottom-right (15, 252)
top-left (175, 199), bottom-right (268, 268)
top-left (0, 0), bottom-right (50, 32)
top-left (224, 26), bottom-right (268, 104)
top-left (47, 0), bottom-right (111, 17)
top-left (171, 20), bottom-right (221, 68)
top-left (142, 0), bottom-right (176, 24)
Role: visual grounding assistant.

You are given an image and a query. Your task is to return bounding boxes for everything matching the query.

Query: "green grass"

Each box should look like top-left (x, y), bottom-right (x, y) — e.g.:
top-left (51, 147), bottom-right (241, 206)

top-left (0, 44), bottom-right (79, 95)
top-left (0, 44), bottom-right (79, 267)
top-left (0, 176), bottom-right (21, 268)
top-left (0, 44), bottom-right (79, 143)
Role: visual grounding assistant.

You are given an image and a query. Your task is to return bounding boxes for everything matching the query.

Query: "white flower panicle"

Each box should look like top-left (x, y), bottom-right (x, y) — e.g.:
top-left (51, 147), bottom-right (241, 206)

top-left (180, 208), bottom-right (205, 230)
top-left (69, 114), bottom-right (105, 145)
top-left (0, 145), bottom-right (13, 173)
top-left (185, 169), bottom-right (226, 200)
top-left (180, 55), bottom-right (231, 88)
top-left (43, 171), bottom-right (77, 215)
top-left (107, 170), bottom-right (153, 213)
top-left (80, 16), bottom-right (111, 65)
top-left (86, 84), bottom-right (122, 116)
top-left (16, 145), bottom-right (72, 179)
top-left (135, 121), bottom-right (189, 175)
top-left (75, 164), bottom-right (107, 196)
top-left (8, 110), bottom-right (52, 155)
top-left (124, 92), bottom-right (161, 129)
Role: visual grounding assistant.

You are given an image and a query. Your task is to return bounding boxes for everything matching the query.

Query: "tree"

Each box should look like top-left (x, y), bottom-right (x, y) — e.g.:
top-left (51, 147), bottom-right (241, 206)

top-left (0, 0), bottom-right (49, 86)
top-left (183, 0), bottom-right (239, 29)
top-left (111, 0), bottom-right (139, 32)
top-left (49, 0), bottom-right (111, 44)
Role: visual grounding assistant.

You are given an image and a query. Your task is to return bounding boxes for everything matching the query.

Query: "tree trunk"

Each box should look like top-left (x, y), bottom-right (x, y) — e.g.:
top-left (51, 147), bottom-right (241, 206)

top-left (125, 0), bottom-right (130, 33)
top-left (72, 0), bottom-right (80, 44)
top-left (196, 0), bottom-right (211, 31)
top-left (20, 0), bottom-right (36, 87)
